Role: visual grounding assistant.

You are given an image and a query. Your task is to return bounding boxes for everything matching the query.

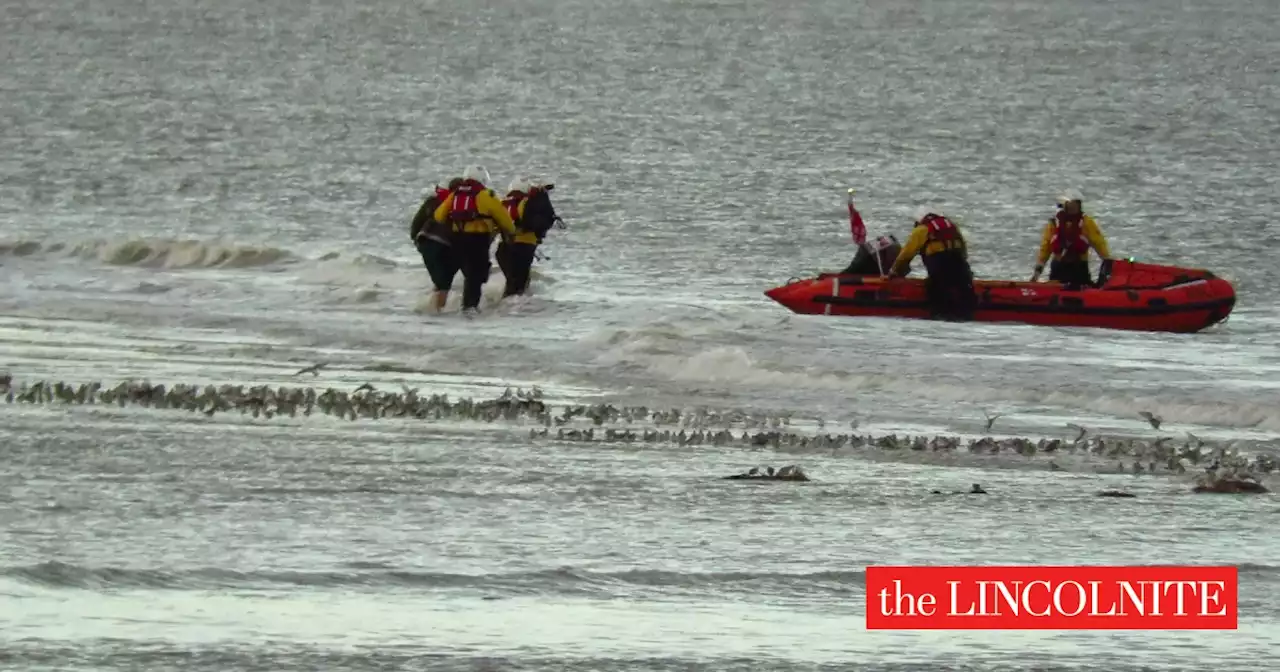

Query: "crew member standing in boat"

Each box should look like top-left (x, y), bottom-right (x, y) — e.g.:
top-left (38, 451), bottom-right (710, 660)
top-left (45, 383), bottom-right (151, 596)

top-left (883, 207), bottom-right (977, 321)
top-left (430, 165), bottom-right (516, 315)
top-left (1030, 190), bottom-right (1112, 288)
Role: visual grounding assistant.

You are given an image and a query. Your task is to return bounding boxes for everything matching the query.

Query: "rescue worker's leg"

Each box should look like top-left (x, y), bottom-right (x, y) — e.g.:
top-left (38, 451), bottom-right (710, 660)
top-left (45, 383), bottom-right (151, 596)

top-left (1049, 259), bottom-right (1092, 288)
top-left (923, 252), bottom-right (975, 321)
top-left (454, 233), bottom-right (492, 311)
top-left (494, 240), bottom-right (512, 287)
top-left (417, 237), bottom-right (458, 312)
top-left (948, 255), bottom-right (978, 320)
top-left (501, 242), bottom-right (537, 297)
top-left (922, 253), bottom-right (950, 319)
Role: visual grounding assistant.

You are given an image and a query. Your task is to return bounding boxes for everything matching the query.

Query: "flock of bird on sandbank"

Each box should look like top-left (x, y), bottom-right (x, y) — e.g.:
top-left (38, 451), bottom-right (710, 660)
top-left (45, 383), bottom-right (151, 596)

top-left (1, 371), bottom-right (1271, 496)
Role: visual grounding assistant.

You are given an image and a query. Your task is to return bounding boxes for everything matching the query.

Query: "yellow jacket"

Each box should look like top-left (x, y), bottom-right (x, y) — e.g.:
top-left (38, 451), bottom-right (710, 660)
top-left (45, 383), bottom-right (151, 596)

top-left (1036, 214), bottom-right (1110, 265)
top-left (887, 222), bottom-right (966, 276)
top-left (506, 198), bottom-right (540, 245)
top-left (432, 186), bottom-right (516, 237)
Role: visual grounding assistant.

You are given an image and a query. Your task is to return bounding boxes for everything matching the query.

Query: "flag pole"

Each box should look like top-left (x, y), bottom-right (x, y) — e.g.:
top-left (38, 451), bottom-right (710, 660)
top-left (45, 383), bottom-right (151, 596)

top-left (848, 188), bottom-right (885, 277)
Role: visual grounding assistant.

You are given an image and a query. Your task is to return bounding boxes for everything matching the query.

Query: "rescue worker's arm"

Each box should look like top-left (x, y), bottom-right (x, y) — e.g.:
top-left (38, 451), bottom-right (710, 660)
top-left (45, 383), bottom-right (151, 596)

top-left (432, 193), bottom-right (454, 224)
top-left (478, 189), bottom-right (517, 236)
top-left (1035, 220), bottom-right (1054, 267)
top-left (1082, 215), bottom-right (1112, 260)
top-left (1031, 220), bottom-right (1054, 280)
top-left (886, 226), bottom-right (928, 277)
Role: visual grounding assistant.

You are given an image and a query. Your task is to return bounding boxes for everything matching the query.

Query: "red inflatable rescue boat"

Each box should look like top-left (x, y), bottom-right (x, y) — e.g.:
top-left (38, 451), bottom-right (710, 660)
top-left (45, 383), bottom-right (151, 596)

top-left (764, 259), bottom-right (1235, 333)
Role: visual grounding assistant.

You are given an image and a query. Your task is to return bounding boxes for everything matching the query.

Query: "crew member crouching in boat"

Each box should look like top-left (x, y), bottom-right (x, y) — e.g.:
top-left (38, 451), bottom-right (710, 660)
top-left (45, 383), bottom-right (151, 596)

top-left (842, 235), bottom-right (906, 276)
top-left (411, 177), bottom-right (463, 313)
top-left (1030, 190), bottom-right (1112, 288)
top-left (883, 207), bottom-right (977, 321)
top-left (495, 178), bottom-right (560, 298)
top-left (431, 165), bottom-right (516, 315)
top-left (838, 195), bottom-right (908, 276)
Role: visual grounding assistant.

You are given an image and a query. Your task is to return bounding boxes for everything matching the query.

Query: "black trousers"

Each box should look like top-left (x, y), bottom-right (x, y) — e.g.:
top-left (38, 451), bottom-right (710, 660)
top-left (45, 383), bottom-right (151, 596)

top-left (413, 236), bottom-right (458, 292)
top-left (922, 250), bottom-right (977, 321)
top-left (495, 241), bottom-right (537, 297)
top-left (452, 233), bottom-right (492, 309)
top-left (1049, 258), bottom-right (1092, 288)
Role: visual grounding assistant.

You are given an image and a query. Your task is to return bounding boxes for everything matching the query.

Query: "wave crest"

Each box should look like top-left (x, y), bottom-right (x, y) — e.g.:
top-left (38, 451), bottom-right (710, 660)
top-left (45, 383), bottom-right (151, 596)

top-left (0, 238), bottom-right (295, 269)
top-left (1, 237), bottom-right (561, 300)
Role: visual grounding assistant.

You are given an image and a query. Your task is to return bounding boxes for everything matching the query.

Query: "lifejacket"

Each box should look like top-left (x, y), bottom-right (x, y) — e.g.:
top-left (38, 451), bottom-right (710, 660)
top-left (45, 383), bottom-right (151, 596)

top-left (1050, 212), bottom-right (1090, 258)
top-left (502, 193), bottom-right (526, 226)
top-left (446, 179), bottom-right (491, 231)
top-left (920, 214), bottom-right (964, 254)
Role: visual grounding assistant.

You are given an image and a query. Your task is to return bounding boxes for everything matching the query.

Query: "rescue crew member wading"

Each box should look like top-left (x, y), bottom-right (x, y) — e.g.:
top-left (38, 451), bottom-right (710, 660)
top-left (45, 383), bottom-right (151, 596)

top-left (430, 165), bottom-right (516, 314)
top-left (495, 177), bottom-right (561, 298)
top-left (411, 177), bottom-right (462, 313)
top-left (883, 206), bottom-right (977, 321)
top-left (495, 178), bottom-right (538, 298)
top-left (1031, 189), bottom-right (1112, 288)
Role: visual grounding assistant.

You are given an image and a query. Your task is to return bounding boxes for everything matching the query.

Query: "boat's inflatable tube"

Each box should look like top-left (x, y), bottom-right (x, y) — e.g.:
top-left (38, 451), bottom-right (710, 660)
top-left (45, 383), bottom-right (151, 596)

top-left (764, 259), bottom-right (1235, 333)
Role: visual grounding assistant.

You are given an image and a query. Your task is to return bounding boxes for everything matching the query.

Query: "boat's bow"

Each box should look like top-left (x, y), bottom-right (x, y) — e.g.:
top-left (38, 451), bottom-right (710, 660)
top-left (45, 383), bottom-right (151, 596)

top-left (764, 276), bottom-right (825, 314)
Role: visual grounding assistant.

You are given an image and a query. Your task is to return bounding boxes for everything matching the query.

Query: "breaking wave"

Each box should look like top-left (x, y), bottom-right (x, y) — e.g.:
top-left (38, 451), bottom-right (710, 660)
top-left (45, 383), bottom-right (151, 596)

top-left (0, 236), bottom-right (558, 297)
top-left (0, 238), bottom-right (295, 269)
top-left (320, 287), bottom-right (383, 305)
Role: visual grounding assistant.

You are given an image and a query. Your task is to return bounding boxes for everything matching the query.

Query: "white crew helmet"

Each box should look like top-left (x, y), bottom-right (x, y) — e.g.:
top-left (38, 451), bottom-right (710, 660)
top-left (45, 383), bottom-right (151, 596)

top-left (506, 177), bottom-right (531, 195)
top-left (462, 165), bottom-right (490, 185)
top-left (1057, 189), bottom-right (1083, 204)
top-left (912, 205), bottom-right (940, 223)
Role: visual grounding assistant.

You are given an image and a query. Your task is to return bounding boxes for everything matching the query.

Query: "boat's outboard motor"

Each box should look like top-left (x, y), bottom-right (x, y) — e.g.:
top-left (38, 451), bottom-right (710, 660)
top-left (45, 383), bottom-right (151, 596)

top-left (841, 235), bottom-right (906, 276)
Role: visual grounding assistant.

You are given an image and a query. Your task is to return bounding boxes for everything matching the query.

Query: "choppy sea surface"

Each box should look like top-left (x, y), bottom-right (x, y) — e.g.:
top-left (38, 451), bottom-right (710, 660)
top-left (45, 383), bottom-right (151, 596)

top-left (3, 0), bottom-right (1278, 669)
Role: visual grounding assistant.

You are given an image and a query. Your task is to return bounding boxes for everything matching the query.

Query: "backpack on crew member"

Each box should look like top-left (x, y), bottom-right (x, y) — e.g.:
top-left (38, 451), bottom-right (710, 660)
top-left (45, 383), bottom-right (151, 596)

top-left (518, 185), bottom-right (562, 242)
